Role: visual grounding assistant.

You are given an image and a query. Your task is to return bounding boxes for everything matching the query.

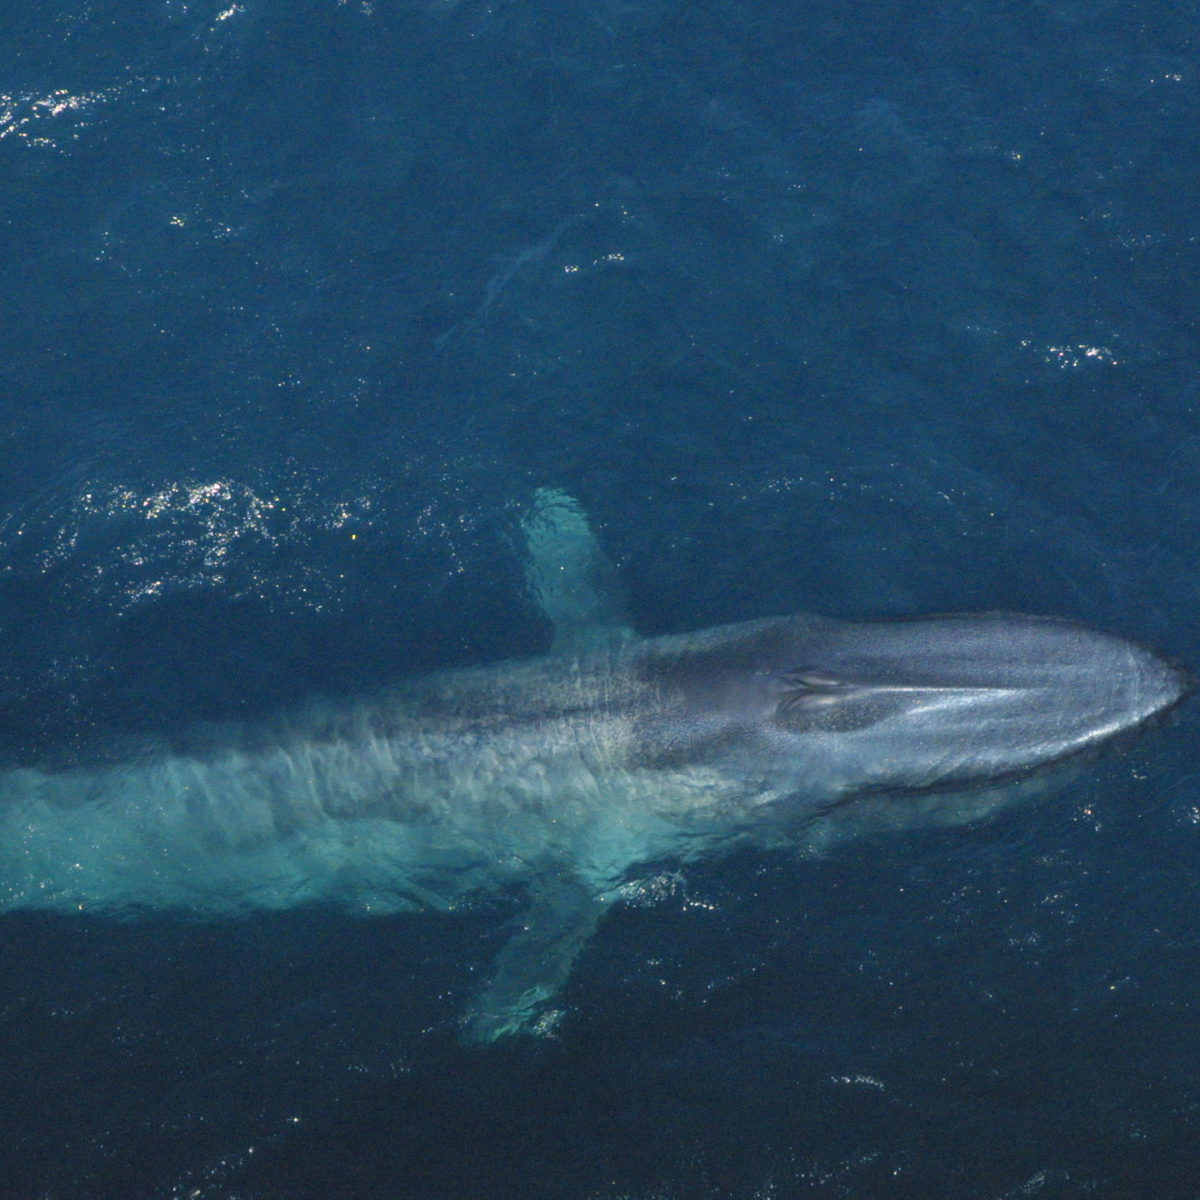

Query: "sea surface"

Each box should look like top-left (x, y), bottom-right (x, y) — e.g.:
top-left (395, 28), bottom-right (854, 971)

top-left (2, 1), bottom-right (1199, 1197)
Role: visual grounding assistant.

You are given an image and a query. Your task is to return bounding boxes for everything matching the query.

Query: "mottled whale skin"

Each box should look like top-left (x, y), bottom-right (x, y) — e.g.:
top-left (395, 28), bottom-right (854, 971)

top-left (0, 491), bottom-right (1188, 1038)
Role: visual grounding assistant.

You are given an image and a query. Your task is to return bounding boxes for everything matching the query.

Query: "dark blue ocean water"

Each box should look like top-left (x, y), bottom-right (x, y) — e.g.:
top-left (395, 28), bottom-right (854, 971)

top-left (2, 0), bottom-right (1199, 1196)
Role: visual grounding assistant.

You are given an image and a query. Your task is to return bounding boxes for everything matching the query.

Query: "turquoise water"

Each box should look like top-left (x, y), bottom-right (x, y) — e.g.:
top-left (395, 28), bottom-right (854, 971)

top-left (1, 1), bottom-right (1198, 1196)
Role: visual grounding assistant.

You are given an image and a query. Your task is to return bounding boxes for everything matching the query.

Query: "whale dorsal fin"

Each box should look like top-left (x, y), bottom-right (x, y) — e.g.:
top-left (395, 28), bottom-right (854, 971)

top-left (522, 487), bottom-right (634, 655)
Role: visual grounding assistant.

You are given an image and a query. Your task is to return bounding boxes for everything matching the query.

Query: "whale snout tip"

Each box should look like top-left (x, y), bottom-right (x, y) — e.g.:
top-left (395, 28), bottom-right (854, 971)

top-left (1154, 657), bottom-right (1193, 714)
top-left (1125, 642), bottom-right (1193, 728)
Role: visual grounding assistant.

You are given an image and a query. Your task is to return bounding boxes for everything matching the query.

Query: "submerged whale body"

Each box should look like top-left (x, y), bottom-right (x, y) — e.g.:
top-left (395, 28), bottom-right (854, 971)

top-left (0, 490), bottom-right (1189, 1038)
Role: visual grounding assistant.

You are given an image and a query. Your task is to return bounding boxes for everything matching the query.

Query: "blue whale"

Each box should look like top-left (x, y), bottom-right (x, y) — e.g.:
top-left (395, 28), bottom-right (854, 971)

top-left (0, 490), bottom-right (1188, 1038)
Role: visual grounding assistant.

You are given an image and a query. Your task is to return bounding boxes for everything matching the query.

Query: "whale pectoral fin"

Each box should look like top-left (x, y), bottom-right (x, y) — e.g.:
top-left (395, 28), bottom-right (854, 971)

top-left (522, 487), bottom-right (634, 655)
top-left (463, 874), bottom-right (608, 1043)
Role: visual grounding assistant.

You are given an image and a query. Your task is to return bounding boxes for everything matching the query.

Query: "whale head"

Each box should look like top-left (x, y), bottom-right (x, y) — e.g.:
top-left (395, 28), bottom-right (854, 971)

top-left (641, 612), bottom-right (1190, 804)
